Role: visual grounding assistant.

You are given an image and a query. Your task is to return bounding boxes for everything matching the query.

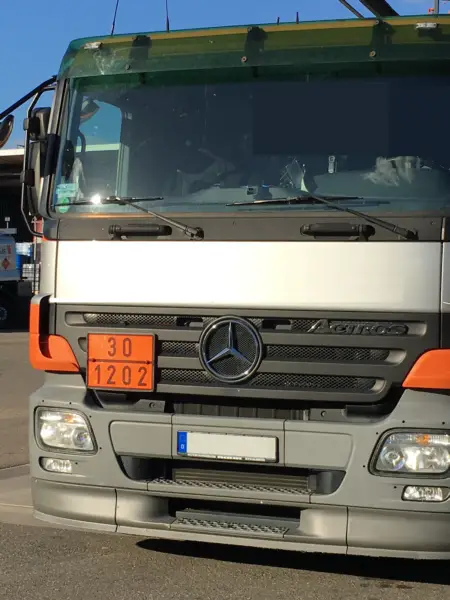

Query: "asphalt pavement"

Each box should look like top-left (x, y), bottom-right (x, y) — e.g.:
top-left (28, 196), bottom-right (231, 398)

top-left (0, 332), bottom-right (450, 600)
top-left (0, 332), bottom-right (43, 469)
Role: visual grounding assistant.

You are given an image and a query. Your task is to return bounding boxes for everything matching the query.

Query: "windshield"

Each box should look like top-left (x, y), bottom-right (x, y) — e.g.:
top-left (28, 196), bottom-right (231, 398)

top-left (53, 67), bottom-right (450, 215)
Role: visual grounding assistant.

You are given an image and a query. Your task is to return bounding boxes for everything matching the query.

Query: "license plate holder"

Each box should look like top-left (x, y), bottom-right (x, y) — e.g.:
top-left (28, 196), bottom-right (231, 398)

top-left (87, 333), bottom-right (155, 392)
top-left (177, 431), bottom-right (278, 463)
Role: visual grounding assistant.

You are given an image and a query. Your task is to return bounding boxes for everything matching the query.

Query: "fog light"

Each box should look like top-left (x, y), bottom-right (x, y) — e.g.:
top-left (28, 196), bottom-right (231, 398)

top-left (41, 458), bottom-right (73, 474)
top-left (374, 432), bottom-right (450, 474)
top-left (36, 409), bottom-right (95, 452)
top-left (402, 486), bottom-right (449, 502)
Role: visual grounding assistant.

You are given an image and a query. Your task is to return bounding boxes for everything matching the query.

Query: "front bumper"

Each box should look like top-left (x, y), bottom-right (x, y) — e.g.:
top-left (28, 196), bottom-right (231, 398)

top-left (29, 375), bottom-right (450, 559)
top-left (32, 478), bottom-right (450, 559)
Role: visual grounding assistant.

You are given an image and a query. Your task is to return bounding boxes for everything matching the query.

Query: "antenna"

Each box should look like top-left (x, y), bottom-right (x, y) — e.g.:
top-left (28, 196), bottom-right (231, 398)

top-left (165, 0), bottom-right (170, 32)
top-left (110, 0), bottom-right (120, 35)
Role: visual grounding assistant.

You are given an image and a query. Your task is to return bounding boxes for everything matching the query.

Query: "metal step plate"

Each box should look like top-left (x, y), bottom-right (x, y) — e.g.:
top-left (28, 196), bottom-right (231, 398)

top-left (172, 516), bottom-right (289, 537)
top-left (150, 477), bottom-right (307, 495)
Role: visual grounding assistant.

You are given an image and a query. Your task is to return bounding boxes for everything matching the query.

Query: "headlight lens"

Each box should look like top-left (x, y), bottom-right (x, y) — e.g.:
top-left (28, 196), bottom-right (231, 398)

top-left (41, 458), bottom-right (74, 473)
top-left (375, 432), bottom-right (450, 474)
top-left (402, 485), bottom-right (450, 502)
top-left (36, 410), bottom-right (95, 452)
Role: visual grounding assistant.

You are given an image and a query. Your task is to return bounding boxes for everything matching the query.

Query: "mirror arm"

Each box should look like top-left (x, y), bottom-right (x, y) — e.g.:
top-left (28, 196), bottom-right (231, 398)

top-left (21, 85), bottom-right (55, 238)
top-left (0, 76), bottom-right (56, 121)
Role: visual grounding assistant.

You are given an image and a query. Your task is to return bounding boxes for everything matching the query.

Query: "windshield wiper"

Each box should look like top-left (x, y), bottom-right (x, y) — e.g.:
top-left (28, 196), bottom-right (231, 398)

top-left (228, 194), bottom-right (417, 240)
top-left (54, 196), bottom-right (204, 240)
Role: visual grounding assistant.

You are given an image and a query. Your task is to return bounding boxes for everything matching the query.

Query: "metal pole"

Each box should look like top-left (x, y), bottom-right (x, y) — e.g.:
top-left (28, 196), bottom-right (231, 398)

top-left (338, 0), bottom-right (364, 18)
top-left (358, 1), bottom-right (398, 17)
top-left (435, 0), bottom-right (440, 13)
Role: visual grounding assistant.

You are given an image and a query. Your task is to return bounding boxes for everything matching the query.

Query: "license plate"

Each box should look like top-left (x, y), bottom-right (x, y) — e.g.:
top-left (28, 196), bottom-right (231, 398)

top-left (177, 431), bottom-right (277, 463)
top-left (87, 334), bottom-right (155, 391)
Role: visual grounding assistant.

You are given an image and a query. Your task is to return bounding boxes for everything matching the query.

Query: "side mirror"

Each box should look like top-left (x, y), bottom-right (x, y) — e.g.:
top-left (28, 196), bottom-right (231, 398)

top-left (23, 107), bottom-right (51, 142)
top-left (21, 107), bottom-right (51, 215)
top-left (0, 115), bottom-right (14, 149)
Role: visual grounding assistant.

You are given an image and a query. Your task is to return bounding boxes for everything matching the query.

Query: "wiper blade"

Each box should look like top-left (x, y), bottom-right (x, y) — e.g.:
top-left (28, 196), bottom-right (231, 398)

top-left (55, 196), bottom-right (204, 240)
top-left (228, 194), bottom-right (417, 241)
top-left (230, 194), bottom-right (362, 206)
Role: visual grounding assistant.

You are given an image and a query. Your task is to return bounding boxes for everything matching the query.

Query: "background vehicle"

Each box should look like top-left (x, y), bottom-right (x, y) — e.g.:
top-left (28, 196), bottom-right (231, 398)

top-left (0, 148), bottom-right (37, 328)
top-left (3, 0), bottom-right (450, 559)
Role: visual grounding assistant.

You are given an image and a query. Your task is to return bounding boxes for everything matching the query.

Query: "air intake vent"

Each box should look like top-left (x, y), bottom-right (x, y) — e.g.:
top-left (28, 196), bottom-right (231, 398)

top-left (160, 369), bottom-right (377, 392)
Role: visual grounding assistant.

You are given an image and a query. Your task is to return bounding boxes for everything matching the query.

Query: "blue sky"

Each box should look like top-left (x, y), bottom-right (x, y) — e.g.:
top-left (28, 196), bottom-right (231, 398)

top-left (0, 0), bottom-right (437, 147)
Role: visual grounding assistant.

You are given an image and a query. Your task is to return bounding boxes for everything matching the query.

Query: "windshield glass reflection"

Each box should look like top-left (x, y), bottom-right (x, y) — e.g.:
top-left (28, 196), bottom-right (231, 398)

top-left (53, 70), bottom-right (450, 214)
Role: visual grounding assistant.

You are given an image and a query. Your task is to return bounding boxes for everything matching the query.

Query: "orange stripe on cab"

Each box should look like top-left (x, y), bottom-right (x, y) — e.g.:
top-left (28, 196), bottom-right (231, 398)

top-left (29, 300), bottom-right (79, 373)
top-left (402, 349), bottom-right (450, 390)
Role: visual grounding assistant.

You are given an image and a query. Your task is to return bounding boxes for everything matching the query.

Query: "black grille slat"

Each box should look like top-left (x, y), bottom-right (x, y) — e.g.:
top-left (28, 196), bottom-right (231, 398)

top-left (161, 341), bottom-right (197, 355)
top-left (83, 313), bottom-right (263, 329)
top-left (159, 341), bottom-right (389, 363)
top-left (80, 312), bottom-right (410, 337)
top-left (160, 369), bottom-right (376, 392)
top-left (266, 345), bottom-right (388, 362)
top-left (83, 313), bottom-right (177, 328)
top-left (173, 403), bottom-right (304, 420)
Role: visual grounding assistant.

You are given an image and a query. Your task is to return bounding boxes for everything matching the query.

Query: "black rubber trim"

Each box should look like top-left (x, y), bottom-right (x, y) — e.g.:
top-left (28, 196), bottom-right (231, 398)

top-left (46, 212), bottom-right (444, 242)
top-left (441, 311), bottom-right (450, 349)
top-left (38, 78), bottom-right (68, 220)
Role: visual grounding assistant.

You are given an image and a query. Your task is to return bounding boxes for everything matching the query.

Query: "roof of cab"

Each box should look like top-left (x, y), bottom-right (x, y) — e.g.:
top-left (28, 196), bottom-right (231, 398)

top-left (59, 14), bottom-right (450, 80)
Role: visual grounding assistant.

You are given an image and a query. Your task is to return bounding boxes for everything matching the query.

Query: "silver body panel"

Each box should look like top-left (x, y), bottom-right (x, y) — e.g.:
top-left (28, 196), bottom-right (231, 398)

top-left (441, 242), bottom-right (450, 312)
top-left (30, 237), bottom-right (450, 558)
top-left (30, 380), bottom-right (450, 559)
top-left (39, 241), bottom-right (57, 296)
top-left (51, 241), bottom-right (441, 311)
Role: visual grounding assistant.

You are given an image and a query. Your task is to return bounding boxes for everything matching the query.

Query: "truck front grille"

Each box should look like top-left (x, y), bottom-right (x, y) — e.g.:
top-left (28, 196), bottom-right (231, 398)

top-left (61, 307), bottom-right (436, 405)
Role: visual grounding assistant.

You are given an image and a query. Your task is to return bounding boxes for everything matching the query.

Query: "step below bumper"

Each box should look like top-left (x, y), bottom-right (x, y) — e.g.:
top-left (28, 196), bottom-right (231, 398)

top-left (32, 477), bottom-right (450, 559)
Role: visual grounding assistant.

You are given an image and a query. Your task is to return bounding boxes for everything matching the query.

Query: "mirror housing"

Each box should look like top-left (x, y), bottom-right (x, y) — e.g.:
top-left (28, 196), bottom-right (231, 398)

top-left (21, 107), bottom-right (51, 216)
top-left (0, 115), bottom-right (14, 149)
top-left (23, 107), bottom-right (50, 142)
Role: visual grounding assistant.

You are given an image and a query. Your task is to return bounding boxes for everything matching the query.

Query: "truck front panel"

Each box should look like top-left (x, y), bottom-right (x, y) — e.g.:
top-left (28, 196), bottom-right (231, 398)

top-left (28, 16), bottom-right (450, 558)
top-left (53, 240), bottom-right (440, 311)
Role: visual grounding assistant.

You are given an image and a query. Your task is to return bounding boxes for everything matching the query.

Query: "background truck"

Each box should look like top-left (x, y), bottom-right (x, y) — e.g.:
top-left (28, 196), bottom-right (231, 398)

top-left (0, 148), bottom-right (36, 328)
top-left (3, 0), bottom-right (450, 559)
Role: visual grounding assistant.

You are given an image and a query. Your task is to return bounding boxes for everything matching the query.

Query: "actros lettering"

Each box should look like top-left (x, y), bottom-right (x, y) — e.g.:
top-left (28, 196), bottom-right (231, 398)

top-left (308, 319), bottom-right (408, 336)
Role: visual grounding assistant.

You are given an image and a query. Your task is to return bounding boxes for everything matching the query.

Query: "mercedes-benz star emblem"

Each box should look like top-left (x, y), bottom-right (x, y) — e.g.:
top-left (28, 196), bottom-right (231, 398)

top-left (199, 316), bottom-right (263, 383)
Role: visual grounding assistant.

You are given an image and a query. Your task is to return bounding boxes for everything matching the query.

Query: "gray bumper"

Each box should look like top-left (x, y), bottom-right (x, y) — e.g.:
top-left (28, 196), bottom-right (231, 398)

top-left (32, 478), bottom-right (450, 559)
top-left (29, 375), bottom-right (450, 559)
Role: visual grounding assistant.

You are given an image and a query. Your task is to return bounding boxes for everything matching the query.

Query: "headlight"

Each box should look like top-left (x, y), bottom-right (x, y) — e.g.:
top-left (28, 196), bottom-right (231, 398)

top-left (36, 409), bottom-right (95, 452)
top-left (374, 432), bottom-right (450, 474)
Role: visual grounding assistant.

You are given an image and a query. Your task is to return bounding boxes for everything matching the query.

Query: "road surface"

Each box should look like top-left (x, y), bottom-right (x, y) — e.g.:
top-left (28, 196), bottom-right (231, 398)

top-left (0, 332), bottom-right (43, 469)
top-left (0, 333), bottom-right (449, 600)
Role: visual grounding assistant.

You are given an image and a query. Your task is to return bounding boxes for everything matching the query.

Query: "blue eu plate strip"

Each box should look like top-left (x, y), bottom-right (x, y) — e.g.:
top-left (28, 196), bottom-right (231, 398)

top-left (177, 431), bottom-right (188, 454)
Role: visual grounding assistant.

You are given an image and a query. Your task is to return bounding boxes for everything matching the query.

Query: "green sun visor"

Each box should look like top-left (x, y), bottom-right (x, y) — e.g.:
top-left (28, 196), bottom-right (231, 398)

top-left (58, 15), bottom-right (450, 80)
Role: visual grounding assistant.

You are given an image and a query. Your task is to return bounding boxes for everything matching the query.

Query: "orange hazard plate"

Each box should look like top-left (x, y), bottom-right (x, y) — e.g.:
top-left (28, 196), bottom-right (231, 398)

top-left (87, 334), bottom-right (155, 391)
